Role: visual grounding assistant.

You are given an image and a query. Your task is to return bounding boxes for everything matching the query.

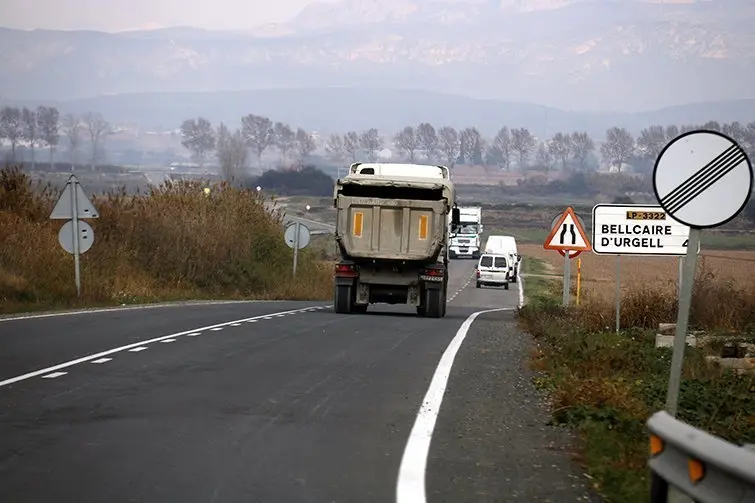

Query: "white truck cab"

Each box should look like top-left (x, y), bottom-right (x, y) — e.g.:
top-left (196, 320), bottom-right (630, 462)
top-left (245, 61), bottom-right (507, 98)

top-left (449, 206), bottom-right (483, 259)
top-left (475, 253), bottom-right (510, 289)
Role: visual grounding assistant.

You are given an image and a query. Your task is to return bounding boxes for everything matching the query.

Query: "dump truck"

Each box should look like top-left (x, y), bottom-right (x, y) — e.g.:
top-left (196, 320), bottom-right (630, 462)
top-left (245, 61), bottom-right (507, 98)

top-left (332, 162), bottom-right (460, 318)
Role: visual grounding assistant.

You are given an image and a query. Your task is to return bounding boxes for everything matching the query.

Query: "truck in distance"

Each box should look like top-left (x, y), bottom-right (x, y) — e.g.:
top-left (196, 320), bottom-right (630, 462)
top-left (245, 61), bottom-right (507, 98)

top-left (449, 206), bottom-right (483, 259)
top-left (332, 162), bottom-right (460, 318)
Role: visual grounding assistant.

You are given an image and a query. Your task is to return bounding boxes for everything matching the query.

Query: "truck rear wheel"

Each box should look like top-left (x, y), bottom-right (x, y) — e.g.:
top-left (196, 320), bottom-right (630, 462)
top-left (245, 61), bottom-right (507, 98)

top-left (334, 285), bottom-right (353, 314)
top-left (425, 288), bottom-right (443, 318)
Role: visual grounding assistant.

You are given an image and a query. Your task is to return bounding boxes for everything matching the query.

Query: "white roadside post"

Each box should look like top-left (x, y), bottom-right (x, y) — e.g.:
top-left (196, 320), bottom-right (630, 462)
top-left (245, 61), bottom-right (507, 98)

top-left (591, 204), bottom-right (692, 334)
top-left (49, 175), bottom-right (99, 297)
top-left (652, 129), bottom-right (753, 418)
top-left (284, 222), bottom-right (311, 278)
top-left (544, 207), bottom-right (591, 307)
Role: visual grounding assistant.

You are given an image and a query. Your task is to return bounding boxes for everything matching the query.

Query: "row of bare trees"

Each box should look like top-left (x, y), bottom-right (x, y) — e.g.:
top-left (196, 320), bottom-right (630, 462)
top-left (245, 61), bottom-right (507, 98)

top-left (0, 106), bottom-right (112, 169)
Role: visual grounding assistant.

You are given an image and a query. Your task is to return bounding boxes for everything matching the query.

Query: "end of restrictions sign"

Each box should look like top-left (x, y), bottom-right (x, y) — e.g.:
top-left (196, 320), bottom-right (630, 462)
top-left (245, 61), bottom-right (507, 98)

top-left (592, 204), bottom-right (691, 256)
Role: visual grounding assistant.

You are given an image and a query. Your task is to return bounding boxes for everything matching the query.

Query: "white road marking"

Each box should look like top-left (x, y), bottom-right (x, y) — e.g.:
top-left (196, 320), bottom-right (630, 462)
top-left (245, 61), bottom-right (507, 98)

top-left (263, 317), bottom-right (273, 320)
top-left (230, 323), bottom-right (241, 327)
top-left (186, 333), bottom-right (201, 336)
top-left (396, 306), bottom-right (517, 503)
top-left (0, 300), bottom-right (277, 323)
top-left (0, 305), bottom-right (325, 388)
top-left (518, 275), bottom-right (525, 308)
top-left (210, 328), bottom-right (224, 331)
top-left (161, 339), bottom-right (176, 343)
top-left (42, 372), bottom-right (67, 379)
top-left (91, 358), bottom-right (112, 364)
top-left (247, 320), bottom-right (257, 323)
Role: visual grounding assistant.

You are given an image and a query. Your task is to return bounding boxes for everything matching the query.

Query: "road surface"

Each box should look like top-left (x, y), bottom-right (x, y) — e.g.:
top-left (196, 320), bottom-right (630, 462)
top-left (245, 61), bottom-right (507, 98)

top-left (0, 260), bottom-right (598, 503)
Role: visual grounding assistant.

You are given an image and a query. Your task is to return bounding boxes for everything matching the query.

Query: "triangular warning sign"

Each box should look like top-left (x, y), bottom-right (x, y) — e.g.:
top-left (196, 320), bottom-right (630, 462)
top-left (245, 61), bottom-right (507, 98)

top-left (544, 207), bottom-right (591, 251)
top-left (50, 177), bottom-right (99, 220)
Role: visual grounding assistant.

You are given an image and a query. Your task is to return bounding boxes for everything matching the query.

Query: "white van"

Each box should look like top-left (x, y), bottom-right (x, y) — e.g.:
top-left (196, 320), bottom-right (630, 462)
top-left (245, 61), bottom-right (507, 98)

top-left (475, 253), bottom-right (510, 289)
top-left (484, 235), bottom-right (520, 282)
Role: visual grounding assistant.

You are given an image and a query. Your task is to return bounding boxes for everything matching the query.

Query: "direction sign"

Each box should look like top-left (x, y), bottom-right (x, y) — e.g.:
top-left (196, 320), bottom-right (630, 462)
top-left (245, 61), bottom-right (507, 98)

top-left (58, 220), bottom-right (95, 254)
top-left (653, 130), bottom-right (753, 229)
top-left (50, 176), bottom-right (99, 220)
top-left (544, 207), bottom-right (591, 251)
top-left (592, 204), bottom-right (691, 256)
top-left (284, 222), bottom-right (311, 250)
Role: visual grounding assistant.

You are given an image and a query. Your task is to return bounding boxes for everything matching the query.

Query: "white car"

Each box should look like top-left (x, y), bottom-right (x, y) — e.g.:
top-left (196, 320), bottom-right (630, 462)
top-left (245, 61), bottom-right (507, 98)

top-left (475, 253), bottom-right (510, 290)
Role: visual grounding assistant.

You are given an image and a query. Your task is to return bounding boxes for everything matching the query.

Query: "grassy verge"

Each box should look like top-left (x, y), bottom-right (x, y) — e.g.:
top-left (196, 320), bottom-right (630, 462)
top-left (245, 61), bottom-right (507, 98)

top-left (519, 258), bottom-right (755, 503)
top-left (0, 166), bottom-right (333, 314)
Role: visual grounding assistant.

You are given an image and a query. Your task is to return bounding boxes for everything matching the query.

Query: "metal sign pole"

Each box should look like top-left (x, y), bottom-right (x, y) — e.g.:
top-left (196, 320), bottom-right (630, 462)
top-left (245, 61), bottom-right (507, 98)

top-left (70, 177), bottom-right (82, 297)
top-left (615, 255), bottom-right (621, 333)
top-left (665, 228), bottom-right (701, 416)
top-left (292, 221), bottom-right (300, 278)
top-left (562, 251), bottom-right (570, 307)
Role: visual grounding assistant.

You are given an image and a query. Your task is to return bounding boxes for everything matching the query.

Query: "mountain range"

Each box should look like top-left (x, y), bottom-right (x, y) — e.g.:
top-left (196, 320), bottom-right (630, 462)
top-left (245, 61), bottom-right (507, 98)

top-left (1, 0), bottom-right (754, 130)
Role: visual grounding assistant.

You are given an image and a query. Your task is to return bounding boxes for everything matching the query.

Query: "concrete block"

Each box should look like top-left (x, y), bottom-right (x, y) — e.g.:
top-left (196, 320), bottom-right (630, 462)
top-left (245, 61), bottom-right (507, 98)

top-left (656, 334), bottom-right (697, 348)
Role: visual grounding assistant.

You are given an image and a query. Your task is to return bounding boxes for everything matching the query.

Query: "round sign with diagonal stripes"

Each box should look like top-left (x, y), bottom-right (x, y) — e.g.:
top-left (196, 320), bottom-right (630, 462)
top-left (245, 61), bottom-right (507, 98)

top-left (653, 130), bottom-right (753, 229)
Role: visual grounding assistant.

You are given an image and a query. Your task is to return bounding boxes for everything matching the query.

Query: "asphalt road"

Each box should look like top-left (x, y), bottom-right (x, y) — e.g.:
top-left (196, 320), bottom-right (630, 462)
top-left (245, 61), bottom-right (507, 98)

top-left (0, 260), bottom-right (599, 503)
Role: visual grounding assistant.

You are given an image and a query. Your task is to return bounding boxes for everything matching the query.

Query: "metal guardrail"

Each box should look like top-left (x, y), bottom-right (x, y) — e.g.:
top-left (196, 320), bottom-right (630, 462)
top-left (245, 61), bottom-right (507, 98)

top-left (647, 411), bottom-right (755, 503)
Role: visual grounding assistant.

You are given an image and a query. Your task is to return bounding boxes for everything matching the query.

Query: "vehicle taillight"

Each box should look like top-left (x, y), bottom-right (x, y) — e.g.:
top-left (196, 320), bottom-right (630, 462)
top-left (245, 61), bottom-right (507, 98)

top-left (335, 263), bottom-right (358, 276)
top-left (476, 269), bottom-right (480, 277)
top-left (423, 267), bottom-right (444, 277)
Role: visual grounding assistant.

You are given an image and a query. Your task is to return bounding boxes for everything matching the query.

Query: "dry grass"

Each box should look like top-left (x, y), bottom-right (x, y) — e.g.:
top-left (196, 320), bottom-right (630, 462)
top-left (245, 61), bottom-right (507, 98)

top-left (0, 166), bottom-right (333, 313)
top-left (520, 244), bottom-right (755, 332)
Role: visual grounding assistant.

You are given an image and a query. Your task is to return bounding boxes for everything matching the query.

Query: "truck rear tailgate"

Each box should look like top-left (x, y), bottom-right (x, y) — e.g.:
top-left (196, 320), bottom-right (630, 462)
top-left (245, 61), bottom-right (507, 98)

top-left (337, 196), bottom-right (446, 260)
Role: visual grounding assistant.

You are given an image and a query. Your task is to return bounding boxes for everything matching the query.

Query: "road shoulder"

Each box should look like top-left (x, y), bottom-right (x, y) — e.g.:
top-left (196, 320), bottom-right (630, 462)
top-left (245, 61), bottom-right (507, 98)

top-left (426, 310), bottom-right (602, 502)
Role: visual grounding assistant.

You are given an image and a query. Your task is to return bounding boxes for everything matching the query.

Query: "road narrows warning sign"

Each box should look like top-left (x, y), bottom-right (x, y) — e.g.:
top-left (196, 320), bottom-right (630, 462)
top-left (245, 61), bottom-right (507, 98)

top-left (543, 207), bottom-right (591, 252)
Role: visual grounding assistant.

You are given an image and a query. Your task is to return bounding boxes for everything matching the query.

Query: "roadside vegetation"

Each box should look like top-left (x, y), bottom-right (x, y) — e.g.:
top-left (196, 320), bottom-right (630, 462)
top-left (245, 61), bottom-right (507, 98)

top-left (0, 166), bottom-right (333, 314)
top-left (519, 256), bottom-right (755, 503)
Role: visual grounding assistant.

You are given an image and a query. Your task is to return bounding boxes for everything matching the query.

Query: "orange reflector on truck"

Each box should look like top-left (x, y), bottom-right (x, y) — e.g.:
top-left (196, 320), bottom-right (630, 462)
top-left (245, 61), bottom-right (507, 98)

top-left (353, 211), bottom-right (363, 237)
top-left (688, 458), bottom-right (705, 484)
top-left (418, 215), bottom-right (428, 240)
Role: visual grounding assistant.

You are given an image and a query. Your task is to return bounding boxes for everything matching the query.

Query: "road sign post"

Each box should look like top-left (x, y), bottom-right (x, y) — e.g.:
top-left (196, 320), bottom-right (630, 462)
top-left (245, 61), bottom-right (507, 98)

top-left (284, 221), bottom-right (311, 278)
top-left (653, 130), bottom-right (753, 418)
top-left (544, 207), bottom-right (592, 307)
top-left (592, 203), bottom-right (695, 335)
top-left (49, 175), bottom-right (99, 297)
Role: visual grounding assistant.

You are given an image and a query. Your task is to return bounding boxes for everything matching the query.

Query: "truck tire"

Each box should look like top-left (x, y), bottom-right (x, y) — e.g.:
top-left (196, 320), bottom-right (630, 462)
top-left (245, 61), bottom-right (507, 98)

top-left (353, 304), bottom-right (368, 313)
top-left (425, 288), bottom-right (443, 318)
top-left (334, 285), bottom-right (353, 314)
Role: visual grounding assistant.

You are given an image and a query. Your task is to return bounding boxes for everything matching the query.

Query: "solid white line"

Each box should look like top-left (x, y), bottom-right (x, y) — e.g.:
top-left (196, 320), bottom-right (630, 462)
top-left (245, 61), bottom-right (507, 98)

top-left (518, 275), bottom-right (525, 308)
top-left (91, 358), bottom-right (112, 364)
top-left (0, 300), bottom-right (279, 323)
top-left (42, 372), bottom-right (67, 379)
top-left (395, 307), bottom-right (515, 503)
top-left (0, 305), bottom-right (325, 388)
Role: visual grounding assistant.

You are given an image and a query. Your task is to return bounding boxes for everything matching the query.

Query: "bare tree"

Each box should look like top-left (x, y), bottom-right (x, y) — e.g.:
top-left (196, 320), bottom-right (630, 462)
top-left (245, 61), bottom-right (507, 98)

top-left (62, 113), bottom-right (81, 170)
top-left (570, 132), bottom-right (595, 170)
top-left (295, 128), bottom-right (316, 165)
top-left (20, 108), bottom-right (39, 168)
top-left (600, 127), bottom-right (635, 172)
top-left (216, 123), bottom-right (248, 183)
top-left (665, 125), bottom-right (679, 142)
top-left (438, 127), bottom-right (460, 168)
top-left (486, 127), bottom-right (512, 170)
top-left (636, 125), bottom-right (667, 161)
top-left (359, 128), bottom-right (383, 161)
top-left (536, 142), bottom-right (554, 173)
top-left (325, 134), bottom-right (345, 162)
top-left (273, 122), bottom-right (296, 159)
top-left (343, 132), bottom-right (360, 161)
top-left (0, 107), bottom-right (23, 162)
top-left (240, 114), bottom-right (274, 168)
top-left (393, 126), bottom-right (418, 161)
top-left (83, 112), bottom-right (111, 169)
top-left (458, 127), bottom-right (484, 165)
top-left (510, 127), bottom-right (536, 169)
top-left (37, 106), bottom-right (60, 166)
top-left (548, 132), bottom-right (571, 170)
top-left (415, 122), bottom-right (438, 161)
top-left (180, 117), bottom-right (216, 168)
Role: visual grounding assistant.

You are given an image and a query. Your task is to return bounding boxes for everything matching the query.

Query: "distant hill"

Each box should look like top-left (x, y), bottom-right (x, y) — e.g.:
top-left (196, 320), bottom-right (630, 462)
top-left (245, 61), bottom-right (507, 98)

top-left (5, 88), bottom-right (755, 139)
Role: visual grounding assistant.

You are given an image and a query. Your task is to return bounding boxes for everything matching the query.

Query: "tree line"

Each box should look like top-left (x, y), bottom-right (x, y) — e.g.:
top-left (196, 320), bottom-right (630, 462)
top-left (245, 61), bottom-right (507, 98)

top-left (0, 105), bottom-right (112, 169)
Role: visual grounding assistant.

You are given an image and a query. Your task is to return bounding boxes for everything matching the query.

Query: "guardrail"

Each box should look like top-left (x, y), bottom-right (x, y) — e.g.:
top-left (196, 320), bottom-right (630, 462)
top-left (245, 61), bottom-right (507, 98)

top-left (647, 411), bottom-right (755, 502)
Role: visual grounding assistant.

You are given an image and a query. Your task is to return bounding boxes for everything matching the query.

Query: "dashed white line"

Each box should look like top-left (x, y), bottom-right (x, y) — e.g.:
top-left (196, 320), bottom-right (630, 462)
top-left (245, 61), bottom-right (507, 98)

top-left (41, 372), bottom-right (67, 379)
top-left (0, 305), bottom-right (326, 388)
top-left (91, 358), bottom-right (112, 364)
top-left (247, 320), bottom-right (257, 323)
top-left (161, 339), bottom-right (176, 343)
top-left (210, 328), bottom-right (224, 332)
top-left (396, 307), bottom-right (516, 503)
top-left (186, 332), bottom-right (201, 337)
top-left (230, 323), bottom-right (241, 327)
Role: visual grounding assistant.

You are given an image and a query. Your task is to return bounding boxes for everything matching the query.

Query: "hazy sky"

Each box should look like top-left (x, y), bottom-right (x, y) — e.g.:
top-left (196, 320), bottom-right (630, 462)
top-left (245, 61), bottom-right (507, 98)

top-left (0, 0), bottom-right (339, 31)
